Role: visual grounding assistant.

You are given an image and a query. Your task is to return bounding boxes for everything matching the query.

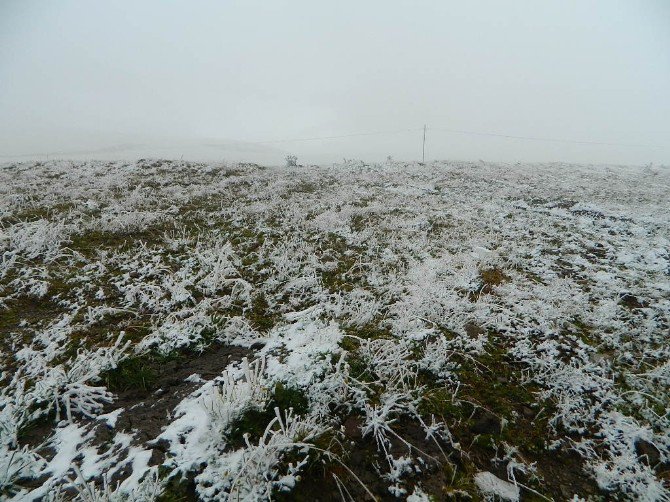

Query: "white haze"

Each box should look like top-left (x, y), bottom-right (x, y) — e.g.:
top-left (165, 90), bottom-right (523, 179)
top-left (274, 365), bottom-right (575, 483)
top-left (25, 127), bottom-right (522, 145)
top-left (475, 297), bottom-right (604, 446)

top-left (1, 0), bottom-right (669, 165)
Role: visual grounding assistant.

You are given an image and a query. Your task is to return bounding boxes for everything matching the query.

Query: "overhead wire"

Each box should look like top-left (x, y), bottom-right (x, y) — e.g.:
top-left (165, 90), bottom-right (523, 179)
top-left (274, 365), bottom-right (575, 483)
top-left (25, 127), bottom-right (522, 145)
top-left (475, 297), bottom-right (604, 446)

top-left (428, 127), bottom-right (663, 149)
top-left (243, 126), bottom-right (664, 149)
top-left (248, 128), bottom-right (423, 144)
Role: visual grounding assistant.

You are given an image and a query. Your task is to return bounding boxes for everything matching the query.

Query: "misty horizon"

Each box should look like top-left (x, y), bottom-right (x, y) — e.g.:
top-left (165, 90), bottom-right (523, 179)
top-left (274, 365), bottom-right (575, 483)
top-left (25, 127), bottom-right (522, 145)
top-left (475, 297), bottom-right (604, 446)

top-left (1, 0), bottom-right (669, 165)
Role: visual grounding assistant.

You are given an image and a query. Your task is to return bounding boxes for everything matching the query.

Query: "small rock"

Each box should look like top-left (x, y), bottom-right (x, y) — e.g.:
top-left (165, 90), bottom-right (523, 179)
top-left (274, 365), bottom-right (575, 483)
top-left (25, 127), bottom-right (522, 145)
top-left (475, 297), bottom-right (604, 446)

top-left (471, 412), bottom-right (501, 435)
top-left (522, 406), bottom-right (535, 419)
top-left (635, 439), bottom-right (661, 466)
top-left (152, 438), bottom-right (170, 453)
top-left (474, 471), bottom-right (520, 501)
top-left (149, 447), bottom-right (165, 466)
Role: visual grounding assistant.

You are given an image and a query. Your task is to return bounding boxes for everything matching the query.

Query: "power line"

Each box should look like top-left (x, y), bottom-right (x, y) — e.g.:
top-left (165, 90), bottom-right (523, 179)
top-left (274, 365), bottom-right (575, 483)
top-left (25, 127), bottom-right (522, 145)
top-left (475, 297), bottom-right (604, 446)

top-left (248, 127), bottom-right (423, 144)
top-left (428, 127), bottom-right (663, 149)
top-left (243, 125), bottom-right (664, 150)
top-left (2, 125), bottom-right (662, 162)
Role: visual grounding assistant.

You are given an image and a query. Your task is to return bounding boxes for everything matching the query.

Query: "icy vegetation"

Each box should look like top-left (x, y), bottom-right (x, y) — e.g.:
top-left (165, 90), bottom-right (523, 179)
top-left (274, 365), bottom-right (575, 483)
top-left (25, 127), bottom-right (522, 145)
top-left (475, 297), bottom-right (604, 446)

top-left (0, 158), bottom-right (668, 500)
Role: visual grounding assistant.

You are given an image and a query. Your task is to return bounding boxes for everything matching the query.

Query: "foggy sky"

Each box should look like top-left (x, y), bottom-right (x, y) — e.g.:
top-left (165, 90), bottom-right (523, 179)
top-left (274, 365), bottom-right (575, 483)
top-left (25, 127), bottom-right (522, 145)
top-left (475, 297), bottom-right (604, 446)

top-left (1, 0), bottom-right (669, 165)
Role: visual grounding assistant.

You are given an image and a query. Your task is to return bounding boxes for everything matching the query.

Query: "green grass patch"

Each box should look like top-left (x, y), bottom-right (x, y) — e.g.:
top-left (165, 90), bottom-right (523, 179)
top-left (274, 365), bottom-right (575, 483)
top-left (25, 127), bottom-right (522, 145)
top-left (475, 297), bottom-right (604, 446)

top-left (102, 355), bottom-right (158, 393)
top-left (227, 383), bottom-right (311, 447)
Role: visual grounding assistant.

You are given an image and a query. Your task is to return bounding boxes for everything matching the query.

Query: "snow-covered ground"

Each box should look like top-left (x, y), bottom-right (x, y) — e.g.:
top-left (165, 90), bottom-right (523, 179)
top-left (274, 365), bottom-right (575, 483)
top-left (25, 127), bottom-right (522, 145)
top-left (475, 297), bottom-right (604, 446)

top-left (0, 158), bottom-right (668, 500)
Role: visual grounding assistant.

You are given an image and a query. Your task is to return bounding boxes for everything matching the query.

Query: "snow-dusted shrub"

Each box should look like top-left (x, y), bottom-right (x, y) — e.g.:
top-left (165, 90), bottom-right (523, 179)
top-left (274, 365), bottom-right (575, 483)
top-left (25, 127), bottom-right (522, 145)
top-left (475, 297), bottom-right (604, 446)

top-left (5, 219), bottom-right (69, 262)
top-left (198, 408), bottom-right (326, 500)
top-left (285, 155), bottom-right (298, 168)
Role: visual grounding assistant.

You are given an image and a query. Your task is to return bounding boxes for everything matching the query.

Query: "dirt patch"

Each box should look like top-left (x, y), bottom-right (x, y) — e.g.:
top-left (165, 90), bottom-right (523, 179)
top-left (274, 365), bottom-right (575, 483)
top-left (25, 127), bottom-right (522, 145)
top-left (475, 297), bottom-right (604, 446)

top-left (618, 293), bottom-right (649, 310)
top-left (464, 322), bottom-right (486, 338)
top-left (416, 333), bottom-right (605, 500)
top-left (109, 343), bottom-right (254, 443)
top-left (288, 414), bottom-right (603, 500)
top-left (17, 343), bottom-right (255, 485)
top-left (0, 296), bottom-right (63, 352)
top-left (479, 267), bottom-right (510, 294)
top-left (532, 448), bottom-right (603, 499)
top-left (285, 416), bottom-right (458, 501)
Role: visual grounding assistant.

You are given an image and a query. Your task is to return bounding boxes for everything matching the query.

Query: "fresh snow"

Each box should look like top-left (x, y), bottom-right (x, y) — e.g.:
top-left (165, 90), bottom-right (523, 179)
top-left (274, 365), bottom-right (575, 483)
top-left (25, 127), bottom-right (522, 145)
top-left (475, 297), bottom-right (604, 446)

top-left (0, 158), bottom-right (668, 500)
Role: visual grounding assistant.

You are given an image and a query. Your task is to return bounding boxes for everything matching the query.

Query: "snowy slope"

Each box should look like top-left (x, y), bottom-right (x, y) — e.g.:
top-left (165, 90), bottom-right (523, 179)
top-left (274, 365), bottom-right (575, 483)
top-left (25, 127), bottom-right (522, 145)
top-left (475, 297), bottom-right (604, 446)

top-left (0, 158), bottom-right (668, 500)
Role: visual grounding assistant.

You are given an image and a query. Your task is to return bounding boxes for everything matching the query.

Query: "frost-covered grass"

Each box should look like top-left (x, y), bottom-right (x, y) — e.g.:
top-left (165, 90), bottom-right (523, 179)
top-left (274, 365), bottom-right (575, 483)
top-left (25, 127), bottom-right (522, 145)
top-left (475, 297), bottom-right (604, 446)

top-left (0, 158), bottom-right (668, 500)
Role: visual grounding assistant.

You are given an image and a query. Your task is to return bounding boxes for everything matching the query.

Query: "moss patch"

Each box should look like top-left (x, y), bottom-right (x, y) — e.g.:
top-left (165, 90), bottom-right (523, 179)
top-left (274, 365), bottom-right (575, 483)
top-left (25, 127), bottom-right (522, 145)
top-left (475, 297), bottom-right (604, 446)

top-left (479, 267), bottom-right (510, 294)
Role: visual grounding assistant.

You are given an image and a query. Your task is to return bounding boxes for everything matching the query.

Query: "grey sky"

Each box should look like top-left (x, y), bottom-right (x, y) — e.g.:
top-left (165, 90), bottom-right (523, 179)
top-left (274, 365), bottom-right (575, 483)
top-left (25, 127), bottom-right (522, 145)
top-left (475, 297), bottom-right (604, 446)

top-left (1, 0), bottom-right (669, 164)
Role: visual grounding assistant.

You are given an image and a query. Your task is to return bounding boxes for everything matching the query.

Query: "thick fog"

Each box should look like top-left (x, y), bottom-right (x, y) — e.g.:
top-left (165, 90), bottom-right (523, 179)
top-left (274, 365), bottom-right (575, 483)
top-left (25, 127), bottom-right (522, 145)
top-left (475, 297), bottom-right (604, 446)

top-left (1, 0), bottom-right (668, 165)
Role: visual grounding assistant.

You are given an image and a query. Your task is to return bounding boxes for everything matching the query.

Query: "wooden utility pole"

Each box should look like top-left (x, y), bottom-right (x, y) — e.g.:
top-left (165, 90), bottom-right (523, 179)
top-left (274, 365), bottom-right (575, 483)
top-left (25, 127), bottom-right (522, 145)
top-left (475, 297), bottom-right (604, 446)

top-left (422, 125), bottom-right (426, 163)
